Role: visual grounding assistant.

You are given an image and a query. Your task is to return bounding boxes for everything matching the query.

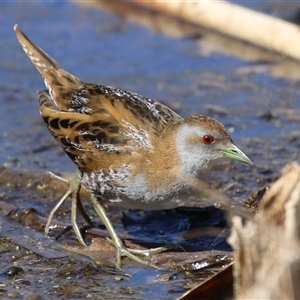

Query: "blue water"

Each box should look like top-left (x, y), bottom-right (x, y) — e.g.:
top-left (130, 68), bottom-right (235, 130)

top-left (1, 1), bottom-right (300, 299)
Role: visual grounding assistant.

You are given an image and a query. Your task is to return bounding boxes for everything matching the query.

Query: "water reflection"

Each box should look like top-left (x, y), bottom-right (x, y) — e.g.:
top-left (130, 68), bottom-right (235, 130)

top-left (80, 0), bottom-right (300, 80)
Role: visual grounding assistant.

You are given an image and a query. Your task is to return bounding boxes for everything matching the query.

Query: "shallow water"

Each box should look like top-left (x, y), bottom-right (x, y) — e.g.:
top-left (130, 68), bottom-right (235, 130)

top-left (1, 1), bottom-right (300, 299)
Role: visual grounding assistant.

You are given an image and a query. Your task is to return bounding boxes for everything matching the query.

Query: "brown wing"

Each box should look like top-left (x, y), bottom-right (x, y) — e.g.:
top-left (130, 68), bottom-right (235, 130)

top-left (58, 83), bottom-right (182, 133)
top-left (39, 90), bottom-right (132, 171)
top-left (38, 88), bottom-right (181, 172)
top-left (14, 25), bottom-right (181, 125)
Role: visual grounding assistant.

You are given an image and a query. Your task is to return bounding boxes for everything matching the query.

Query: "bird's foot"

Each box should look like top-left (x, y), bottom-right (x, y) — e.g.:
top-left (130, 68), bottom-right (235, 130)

top-left (107, 239), bottom-right (178, 271)
top-left (90, 194), bottom-right (182, 271)
top-left (46, 170), bottom-right (93, 246)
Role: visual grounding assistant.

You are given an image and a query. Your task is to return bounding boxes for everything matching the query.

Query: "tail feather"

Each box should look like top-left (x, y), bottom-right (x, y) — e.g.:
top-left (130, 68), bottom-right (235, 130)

top-left (14, 24), bottom-right (81, 105)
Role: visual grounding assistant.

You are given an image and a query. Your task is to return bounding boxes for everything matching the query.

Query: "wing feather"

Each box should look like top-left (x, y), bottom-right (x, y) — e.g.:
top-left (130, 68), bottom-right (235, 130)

top-left (38, 89), bottom-right (181, 172)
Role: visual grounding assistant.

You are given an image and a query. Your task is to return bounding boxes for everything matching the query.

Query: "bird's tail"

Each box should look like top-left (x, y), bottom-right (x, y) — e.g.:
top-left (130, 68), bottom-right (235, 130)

top-left (14, 24), bottom-right (81, 105)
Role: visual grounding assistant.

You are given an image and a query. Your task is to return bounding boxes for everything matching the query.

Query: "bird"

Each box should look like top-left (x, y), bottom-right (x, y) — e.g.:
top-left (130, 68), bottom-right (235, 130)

top-left (14, 24), bottom-right (253, 270)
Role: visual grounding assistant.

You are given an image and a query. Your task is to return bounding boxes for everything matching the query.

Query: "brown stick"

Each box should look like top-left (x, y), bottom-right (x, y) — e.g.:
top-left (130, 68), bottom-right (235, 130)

top-left (136, 0), bottom-right (300, 61)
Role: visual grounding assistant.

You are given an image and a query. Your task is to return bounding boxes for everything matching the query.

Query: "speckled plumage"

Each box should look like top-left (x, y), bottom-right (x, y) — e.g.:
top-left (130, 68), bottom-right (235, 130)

top-left (14, 25), bottom-right (252, 269)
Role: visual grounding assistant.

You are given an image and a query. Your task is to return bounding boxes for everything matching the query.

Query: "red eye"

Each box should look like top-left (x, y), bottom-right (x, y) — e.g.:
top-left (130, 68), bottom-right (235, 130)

top-left (201, 134), bottom-right (215, 145)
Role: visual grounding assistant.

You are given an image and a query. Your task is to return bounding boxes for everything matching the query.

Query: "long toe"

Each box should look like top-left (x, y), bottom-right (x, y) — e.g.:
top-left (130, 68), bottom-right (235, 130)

top-left (115, 244), bottom-right (162, 271)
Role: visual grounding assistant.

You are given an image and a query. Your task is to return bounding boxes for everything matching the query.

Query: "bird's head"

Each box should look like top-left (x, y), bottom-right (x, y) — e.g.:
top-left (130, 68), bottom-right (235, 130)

top-left (175, 115), bottom-right (253, 180)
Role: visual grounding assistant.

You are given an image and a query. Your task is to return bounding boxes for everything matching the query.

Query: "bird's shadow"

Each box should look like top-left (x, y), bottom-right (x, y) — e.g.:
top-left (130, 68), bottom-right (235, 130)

top-left (121, 206), bottom-right (231, 252)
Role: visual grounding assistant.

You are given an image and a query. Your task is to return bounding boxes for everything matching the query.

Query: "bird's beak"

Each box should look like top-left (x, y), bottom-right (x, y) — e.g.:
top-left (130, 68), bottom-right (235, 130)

top-left (222, 144), bottom-right (253, 165)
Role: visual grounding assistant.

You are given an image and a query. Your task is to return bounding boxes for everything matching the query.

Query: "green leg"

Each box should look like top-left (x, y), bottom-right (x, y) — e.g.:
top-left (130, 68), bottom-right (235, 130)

top-left (46, 170), bottom-right (93, 246)
top-left (90, 194), bottom-right (172, 271)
